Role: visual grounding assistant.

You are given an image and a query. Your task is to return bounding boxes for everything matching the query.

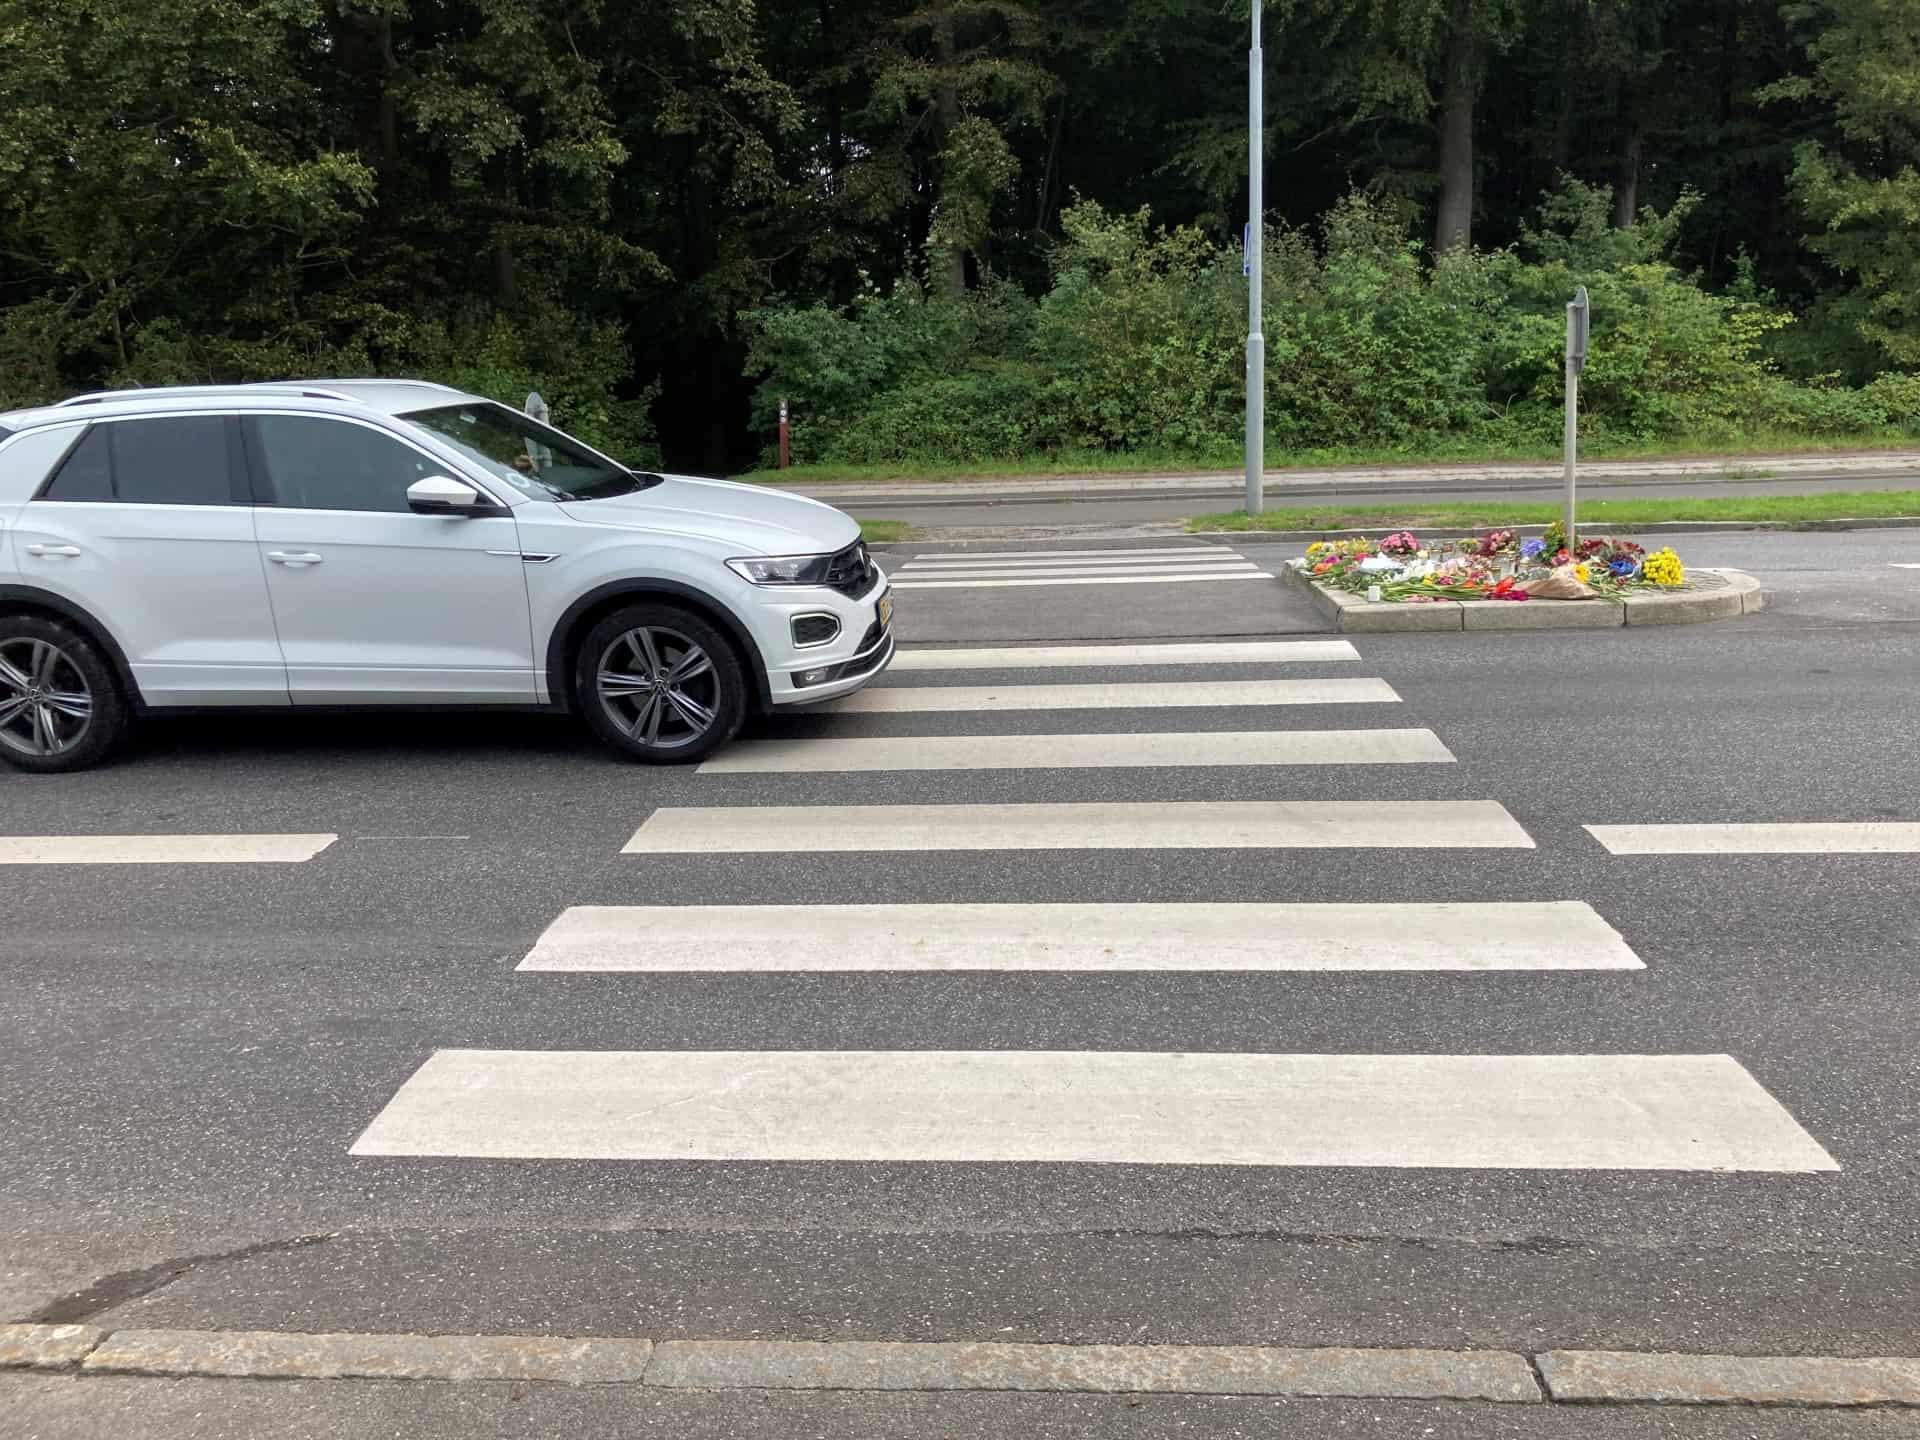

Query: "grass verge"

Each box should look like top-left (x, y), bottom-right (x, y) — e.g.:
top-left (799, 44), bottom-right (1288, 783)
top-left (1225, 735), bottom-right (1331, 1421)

top-left (858, 519), bottom-right (915, 543)
top-left (1187, 490), bottom-right (1920, 533)
top-left (739, 428), bottom-right (1920, 487)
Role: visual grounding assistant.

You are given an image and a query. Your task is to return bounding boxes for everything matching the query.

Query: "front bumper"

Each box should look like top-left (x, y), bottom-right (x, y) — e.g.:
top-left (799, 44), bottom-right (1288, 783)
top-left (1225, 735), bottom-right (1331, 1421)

top-left (761, 572), bottom-right (895, 704)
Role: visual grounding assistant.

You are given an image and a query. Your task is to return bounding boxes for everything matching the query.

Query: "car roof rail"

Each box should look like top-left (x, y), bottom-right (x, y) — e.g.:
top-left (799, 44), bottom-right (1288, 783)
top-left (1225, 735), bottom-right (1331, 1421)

top-left (53, 385), bottom-right (361, 408)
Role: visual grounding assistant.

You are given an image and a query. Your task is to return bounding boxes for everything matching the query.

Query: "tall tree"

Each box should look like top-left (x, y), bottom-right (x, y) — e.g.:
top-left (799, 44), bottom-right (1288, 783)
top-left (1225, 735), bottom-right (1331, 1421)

top-left (1272, 0), bottom-right (1522, 253)
top-left (1771, 0), bottom-right (1920, 363)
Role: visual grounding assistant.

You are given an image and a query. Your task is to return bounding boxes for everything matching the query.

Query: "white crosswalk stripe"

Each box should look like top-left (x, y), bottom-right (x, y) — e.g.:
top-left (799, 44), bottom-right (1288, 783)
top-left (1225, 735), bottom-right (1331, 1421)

top-left (896, 547), bottom-right (1229, 562)
top-left (898, 552), bottom-right (1256, 570)
top-left (890, 546), bottom-right (1270, 590)
top-left (887, 641), bottom-right (1359, 669)
top-left (697, 728), bottom-right (1454, 774)
top-left (348, 615), bottom-right (1843, 1177)
top-left (0, 834), bottom-right (337, 865)
top-left (624, 800), bottom-right (1531, 852)
top-left (1589, 822), bottom-right (1920, 854)
top-left (351, 1050), bottom-right (1836, 1171)
top-left (891, 570), bottom-right (1271, 590)
top-left (895, 562), bottom-right (1264, 581)
top-left (518, 901), bottom-right (1644, 973)
top-left (823, 678), bottom-right (1400, 712)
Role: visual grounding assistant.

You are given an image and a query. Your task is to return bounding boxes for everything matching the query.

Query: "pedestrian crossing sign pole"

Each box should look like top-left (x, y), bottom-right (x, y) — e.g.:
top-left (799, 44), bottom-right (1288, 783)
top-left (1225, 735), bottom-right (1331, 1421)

top-left (1563, 286), bottom-right (1588, 546)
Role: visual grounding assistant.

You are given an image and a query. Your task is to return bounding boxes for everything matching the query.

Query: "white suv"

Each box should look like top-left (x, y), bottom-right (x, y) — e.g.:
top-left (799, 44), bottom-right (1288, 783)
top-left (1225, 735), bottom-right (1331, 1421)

top-left (0, 380), bottom-right (893, 771)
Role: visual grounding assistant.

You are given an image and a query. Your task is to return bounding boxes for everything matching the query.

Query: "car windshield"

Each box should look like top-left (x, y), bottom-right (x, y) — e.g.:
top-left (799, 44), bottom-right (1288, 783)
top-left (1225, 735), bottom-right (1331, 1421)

top-left (398, 402), bottom-right (656, 502)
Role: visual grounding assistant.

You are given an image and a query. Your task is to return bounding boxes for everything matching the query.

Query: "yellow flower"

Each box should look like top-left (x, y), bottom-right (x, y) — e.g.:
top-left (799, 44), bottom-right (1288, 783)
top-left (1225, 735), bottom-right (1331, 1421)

top-left (1573, 562), bottom-right (1590, 583)
top-left (1644, 547), bottom-right (1685, 587)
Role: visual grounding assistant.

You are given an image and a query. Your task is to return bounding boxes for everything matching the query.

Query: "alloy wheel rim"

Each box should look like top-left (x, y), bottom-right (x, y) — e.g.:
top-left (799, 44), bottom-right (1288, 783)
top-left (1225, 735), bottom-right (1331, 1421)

top-left (596, 626), bottom-right (719, 750)
top-left (0, 637), bottom-right (93, 758)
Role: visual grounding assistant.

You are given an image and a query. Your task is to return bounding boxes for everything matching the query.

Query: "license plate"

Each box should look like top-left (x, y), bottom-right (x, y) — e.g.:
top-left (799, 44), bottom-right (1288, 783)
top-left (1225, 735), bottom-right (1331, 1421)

top-left (877, 593), bottom-right (894, 628)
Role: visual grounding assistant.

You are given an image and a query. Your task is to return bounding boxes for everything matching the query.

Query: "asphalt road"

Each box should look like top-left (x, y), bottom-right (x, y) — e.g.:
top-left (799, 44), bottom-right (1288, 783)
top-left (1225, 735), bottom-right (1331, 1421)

top-left (3, 529), bottom-right (1918, 1437)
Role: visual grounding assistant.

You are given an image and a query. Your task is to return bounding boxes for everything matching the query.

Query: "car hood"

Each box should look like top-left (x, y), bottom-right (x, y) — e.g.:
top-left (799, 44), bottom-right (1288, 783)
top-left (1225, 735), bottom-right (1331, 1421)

top-left (559, 474), bottom-right (860, 555)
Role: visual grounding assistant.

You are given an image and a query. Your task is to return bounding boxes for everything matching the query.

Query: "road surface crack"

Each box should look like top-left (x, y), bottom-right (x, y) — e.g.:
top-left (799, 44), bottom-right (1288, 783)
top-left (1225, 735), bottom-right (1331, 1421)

top-left (24, 1232), bottom-right (336, 1325)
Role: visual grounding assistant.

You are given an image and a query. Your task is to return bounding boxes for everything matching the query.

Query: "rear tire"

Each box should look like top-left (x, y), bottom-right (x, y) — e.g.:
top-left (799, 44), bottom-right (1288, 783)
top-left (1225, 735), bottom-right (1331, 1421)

top-left (574, 603), bottom-right (747, 764)
top-left (0, 616), bottom-right (128, 773)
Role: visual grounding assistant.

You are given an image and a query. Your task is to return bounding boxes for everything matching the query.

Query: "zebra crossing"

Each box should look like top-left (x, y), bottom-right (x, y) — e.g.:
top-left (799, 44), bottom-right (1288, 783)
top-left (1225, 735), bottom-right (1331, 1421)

top-left (887, 545), bottom-right (1272, 590)
top-left (351, 637), bottom-right (1841, 1176)
top-left (0, 833), bottom-right (337, 864)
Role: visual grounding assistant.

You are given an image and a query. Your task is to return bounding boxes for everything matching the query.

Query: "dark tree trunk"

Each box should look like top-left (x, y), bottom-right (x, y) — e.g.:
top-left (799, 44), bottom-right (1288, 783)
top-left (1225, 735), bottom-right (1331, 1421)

top-left (820, 0), bottom-right (845, 177)
top-left (1612, 76), bottom-right (1642, 229)
top-left (1547, 0), bottom-right (1577, 179)
top-left (1036, 91), bottom-right (1067, 232)
top-left (327, 4), bottom-right (404, 214)
top-left (931, 13), bottom-right (967, 297)
top-left (375, 13), bottom-right (401, 189)
top-left (492, 236), bottom-right (516, 304)
top-left (1433, 0), bottom-right (1478, 254)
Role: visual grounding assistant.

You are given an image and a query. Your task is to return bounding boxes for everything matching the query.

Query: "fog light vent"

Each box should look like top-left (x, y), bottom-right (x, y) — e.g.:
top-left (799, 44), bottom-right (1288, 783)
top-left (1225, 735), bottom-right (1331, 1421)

top-left (791, 614), bottom-right (841, 647)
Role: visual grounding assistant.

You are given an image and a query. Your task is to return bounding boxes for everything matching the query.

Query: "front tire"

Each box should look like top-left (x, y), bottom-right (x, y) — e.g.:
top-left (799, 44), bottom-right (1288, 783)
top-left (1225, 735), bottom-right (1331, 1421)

top-left (574, 603), bottom-right (747, 764)
top-left (0, 616), bottom-right (129, 773)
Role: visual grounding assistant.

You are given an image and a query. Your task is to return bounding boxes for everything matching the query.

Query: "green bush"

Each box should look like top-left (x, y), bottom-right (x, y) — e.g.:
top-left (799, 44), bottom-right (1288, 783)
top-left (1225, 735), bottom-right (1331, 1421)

top-left (740, 181), bottom-right (1920, 467)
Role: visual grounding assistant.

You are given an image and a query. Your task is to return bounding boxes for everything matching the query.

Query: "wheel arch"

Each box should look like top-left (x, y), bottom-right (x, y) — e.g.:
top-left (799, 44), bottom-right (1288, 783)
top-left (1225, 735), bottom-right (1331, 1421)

top-left (545, 580), bottom-right (770, 714)
top-left (0, 585), bottom-right (144, 709)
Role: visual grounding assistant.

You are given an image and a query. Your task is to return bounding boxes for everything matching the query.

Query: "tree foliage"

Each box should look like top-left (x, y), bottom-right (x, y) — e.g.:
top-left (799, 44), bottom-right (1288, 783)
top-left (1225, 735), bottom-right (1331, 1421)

top-left (1, 0), bottom-right (1915, 463)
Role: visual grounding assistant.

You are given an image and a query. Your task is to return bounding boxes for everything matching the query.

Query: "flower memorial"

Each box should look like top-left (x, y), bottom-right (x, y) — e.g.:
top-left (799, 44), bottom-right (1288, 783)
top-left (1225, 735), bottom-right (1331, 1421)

top-left (1297, 531), bottom-right (1689, 604)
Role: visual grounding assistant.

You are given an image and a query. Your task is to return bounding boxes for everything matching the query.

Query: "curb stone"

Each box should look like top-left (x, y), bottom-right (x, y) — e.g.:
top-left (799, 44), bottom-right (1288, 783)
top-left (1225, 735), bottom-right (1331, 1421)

top-left (0, 1323), bottom-right (105, 1370)
top-left (8, 1322), bottom-right (1920, 1407)
top-left (645, 1340), bottom-right (1538, 1402)
top-left (81, 1329), bottom-right (654, 1385)
top-left (865, 515), bottom-right (1920, 550)
top-left (1279, 560), bottom-right (1765, 633)
top-left (1539, 1351), bottom-right (1920, 1407)
top-left (1184, 516), bottom-right (1920, 544)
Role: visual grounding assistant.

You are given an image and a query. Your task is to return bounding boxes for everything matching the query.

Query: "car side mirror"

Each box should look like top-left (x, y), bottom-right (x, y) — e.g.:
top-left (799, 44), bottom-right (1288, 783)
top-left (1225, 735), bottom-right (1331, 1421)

top-left (407, 475), bottom-right (496, 517)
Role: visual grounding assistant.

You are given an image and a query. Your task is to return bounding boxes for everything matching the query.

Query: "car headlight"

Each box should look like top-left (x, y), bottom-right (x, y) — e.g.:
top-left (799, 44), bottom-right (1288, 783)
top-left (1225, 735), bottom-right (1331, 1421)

top-left (726, 553), bottom-right (837, 586)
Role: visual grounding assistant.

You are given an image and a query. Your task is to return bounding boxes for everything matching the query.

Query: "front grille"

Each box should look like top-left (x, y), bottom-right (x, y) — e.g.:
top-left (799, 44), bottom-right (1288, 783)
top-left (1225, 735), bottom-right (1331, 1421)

top-left (823, 541), bottom-right (873, 598)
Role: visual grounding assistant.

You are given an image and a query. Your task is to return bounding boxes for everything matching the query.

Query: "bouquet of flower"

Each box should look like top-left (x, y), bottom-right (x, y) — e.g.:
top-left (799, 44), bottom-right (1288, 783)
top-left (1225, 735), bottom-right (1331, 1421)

top-left (1477, 529), bottom-right (1517, 557)
top-left (1643, 547), bottom-right (1685, 587)
top-left (1378, 531), bottom-right (1421, 558)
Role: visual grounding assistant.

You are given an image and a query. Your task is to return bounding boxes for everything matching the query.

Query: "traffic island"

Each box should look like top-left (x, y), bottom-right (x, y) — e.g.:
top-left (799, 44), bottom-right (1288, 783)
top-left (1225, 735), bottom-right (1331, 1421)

top-left (1283, 561), bottom-right (1765, 632)
top-left (1277, 528), bottom-right (1766, 633)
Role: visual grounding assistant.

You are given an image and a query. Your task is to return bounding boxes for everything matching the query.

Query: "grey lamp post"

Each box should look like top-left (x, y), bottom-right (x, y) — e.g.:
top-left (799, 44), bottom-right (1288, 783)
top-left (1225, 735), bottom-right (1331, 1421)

top-left (1245, 0), bottom-right (1265, 515)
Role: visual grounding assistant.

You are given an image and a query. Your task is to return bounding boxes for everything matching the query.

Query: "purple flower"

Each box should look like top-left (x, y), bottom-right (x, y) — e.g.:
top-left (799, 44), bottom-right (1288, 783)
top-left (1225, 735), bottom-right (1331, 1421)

top-left (1520, 538), bottom-right (1546, 559)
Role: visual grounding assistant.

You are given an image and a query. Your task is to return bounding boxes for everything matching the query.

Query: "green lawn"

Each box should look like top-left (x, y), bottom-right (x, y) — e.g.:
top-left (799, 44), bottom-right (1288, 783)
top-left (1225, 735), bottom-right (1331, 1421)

top-left (1187, 490), bottom-right (1920, 533)
top-left (857, 519), bottom-right (915, 543)
top-left (740, 428), bottom-right (1920, 487)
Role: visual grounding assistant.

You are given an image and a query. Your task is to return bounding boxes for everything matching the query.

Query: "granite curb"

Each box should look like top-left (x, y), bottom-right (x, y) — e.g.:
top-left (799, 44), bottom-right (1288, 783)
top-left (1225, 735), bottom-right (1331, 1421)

top-left (1187, 516), bottom-right (1920, 544)
top-left (863, 515), bottom-right (1920, 550)
top-left (1279, 561), bottom-right (1766, 633)
top-left (4, 1324), bottom-right (1918, 1406)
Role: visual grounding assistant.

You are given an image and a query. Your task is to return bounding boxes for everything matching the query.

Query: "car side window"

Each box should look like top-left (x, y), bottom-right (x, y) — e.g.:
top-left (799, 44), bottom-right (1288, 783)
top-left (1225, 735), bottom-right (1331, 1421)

top-left (39, 417), bottom-right (238, 505)
top-left (248, 415), bottom-right (439, 514)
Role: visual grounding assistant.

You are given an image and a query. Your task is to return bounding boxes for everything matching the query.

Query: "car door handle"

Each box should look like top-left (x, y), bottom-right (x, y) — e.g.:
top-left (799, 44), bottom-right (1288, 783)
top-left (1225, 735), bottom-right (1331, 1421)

top-left (24, 544), bottom-right (82, 558)
top-left (267, 551), bottom-right (324, 567)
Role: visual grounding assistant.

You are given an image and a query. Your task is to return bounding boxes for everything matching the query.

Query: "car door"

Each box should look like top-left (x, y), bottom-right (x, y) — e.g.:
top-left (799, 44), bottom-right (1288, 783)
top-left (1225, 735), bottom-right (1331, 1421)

top-left (11, 415), bottom-right (288, 706)
top-left (244, 413), bottom-right (537, 704)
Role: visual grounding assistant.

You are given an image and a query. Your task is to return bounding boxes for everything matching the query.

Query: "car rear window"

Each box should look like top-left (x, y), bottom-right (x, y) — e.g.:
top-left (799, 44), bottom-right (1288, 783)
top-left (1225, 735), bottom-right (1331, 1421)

top-left (39, 417), bottom-right (243, 505)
